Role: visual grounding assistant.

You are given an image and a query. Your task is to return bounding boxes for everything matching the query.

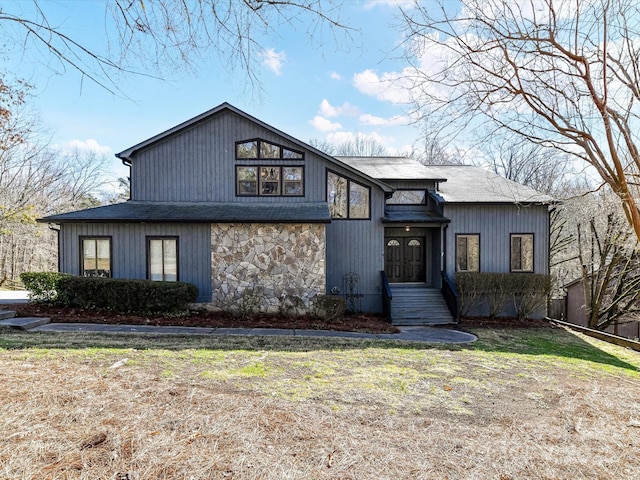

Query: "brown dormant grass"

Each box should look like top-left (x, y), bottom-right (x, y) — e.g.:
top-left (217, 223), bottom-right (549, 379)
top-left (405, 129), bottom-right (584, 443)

top-left (0, 327), bottom-right (638, 479)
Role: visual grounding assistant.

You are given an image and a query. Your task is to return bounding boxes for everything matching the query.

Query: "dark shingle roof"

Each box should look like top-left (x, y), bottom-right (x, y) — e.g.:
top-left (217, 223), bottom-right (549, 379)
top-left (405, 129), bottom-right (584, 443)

top-left (39, 201), bottom-right (331, 224)
top-left (337, 157), bottom-right (554, 204)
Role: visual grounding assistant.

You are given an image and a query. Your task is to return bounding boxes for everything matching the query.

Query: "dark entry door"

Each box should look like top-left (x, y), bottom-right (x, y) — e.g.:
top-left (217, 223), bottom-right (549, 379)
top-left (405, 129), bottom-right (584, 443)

top-left (385, 237), bottom-right (426, 282)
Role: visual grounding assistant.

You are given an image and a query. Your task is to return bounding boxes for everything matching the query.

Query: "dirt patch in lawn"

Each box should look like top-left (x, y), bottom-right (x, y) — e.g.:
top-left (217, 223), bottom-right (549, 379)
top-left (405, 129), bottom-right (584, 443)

top-left (9, 303), bottom-right (400, 334)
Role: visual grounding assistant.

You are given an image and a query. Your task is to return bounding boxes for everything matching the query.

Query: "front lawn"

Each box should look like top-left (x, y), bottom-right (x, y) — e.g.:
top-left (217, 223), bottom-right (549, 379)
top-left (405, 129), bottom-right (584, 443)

top-left (0, 326), bottom-right (638, 479)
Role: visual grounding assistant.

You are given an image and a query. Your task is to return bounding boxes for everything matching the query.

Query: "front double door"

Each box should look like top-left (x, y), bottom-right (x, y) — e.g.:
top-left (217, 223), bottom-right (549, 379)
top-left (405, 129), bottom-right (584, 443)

top-left (385, 236), bottom-right (426, 283)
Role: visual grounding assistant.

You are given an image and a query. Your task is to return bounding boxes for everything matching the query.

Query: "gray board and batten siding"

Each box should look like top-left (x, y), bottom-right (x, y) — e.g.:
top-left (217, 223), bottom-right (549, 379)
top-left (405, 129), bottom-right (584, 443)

top-left (443, 203), bottom-right (550, 275)
top-left (44, 103), bottom-right (554, 316)
top-left (322, 163), bottom-right (388, 313)
top-left (59, 223), bottom-right (212, 302)
top-left (123, 107), bottom-right (391, 204)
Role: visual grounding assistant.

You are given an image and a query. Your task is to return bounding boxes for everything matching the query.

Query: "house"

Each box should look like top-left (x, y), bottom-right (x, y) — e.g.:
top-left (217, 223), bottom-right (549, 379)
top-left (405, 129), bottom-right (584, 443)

top-left (40, 103), bottom-right (553, 323)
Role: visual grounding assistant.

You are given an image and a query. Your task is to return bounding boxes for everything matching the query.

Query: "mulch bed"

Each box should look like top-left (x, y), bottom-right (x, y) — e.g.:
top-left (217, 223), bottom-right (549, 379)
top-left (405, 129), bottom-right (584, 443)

top-left (6, 304), bottom-right (551, 334)
top-left (8, 303), bottom-right (401, 334)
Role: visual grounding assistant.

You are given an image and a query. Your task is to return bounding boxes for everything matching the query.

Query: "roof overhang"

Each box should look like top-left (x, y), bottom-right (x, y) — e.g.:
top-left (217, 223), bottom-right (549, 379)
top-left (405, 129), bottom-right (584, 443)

top-left (382, 210), bottom-right (450, 224)
top-left (39, 201), bottom-right (332, 224)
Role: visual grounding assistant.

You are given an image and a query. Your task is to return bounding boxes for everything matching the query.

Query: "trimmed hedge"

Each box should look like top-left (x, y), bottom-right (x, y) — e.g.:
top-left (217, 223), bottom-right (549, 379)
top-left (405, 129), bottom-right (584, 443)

top-left (57, 276), bottom-right (199, 314)
top-left (20, 272), bottom-right (71, 304)
top-left (456, 272), bottom-right (551, 319)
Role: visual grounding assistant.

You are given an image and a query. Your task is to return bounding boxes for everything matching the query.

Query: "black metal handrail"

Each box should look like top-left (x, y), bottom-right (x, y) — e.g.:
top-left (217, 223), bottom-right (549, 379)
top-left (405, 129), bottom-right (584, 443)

top-left (380, 270), bottom-right (393, 323)
top-left (441, 271), bottom-right (460, 323)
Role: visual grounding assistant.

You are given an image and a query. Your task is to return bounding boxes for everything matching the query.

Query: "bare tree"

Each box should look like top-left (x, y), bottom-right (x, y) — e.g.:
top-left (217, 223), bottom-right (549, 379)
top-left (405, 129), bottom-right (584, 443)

top-left (0, 79), bottom-right (111, 283)
top-left (480, 136), bottom-right (591, 198)
top-left (412, 123), bottom-right (464, 165)
top-left (398, 0), bottom-right (640, 239)
top-left (310, 135), bottom-right (389, 156)
top-left (577, 207), bottom-right (640, 332)
top-left (1, 0), bottom-right (349, 93)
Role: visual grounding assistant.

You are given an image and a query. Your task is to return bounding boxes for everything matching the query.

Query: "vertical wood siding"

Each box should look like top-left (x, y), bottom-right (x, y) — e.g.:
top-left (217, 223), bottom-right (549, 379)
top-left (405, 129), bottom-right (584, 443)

top-left (59, 223), bottom-right (212, 302)
top-left (443, 204), bottom-right (550, 276)
top-left (325, 186), bottom-right (385, 313)
top-left (131, 110), bottom-right (334, 203)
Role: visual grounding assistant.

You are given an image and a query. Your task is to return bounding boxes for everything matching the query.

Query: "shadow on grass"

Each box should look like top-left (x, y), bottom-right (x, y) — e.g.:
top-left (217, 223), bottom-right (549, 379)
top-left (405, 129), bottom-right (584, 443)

top-left (459, 326), bottom-right (639, 372)
top-left (0, 326), bottom-right (637, 372)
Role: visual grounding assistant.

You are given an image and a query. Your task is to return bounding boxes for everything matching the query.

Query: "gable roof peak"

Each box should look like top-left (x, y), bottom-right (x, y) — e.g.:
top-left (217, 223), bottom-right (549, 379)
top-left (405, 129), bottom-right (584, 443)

top-left (115, 102), bottom-right (393, 193)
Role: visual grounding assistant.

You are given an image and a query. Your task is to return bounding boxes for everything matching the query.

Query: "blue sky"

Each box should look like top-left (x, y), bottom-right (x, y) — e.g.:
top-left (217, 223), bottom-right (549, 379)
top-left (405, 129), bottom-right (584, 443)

top-left (4, 0), bottom-right (421, 182)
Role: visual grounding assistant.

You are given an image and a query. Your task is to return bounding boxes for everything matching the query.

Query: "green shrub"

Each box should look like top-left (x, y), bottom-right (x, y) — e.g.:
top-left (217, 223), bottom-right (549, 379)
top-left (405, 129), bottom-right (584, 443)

top-left (20, 272), bottom-right (71, 304)
top-left (57, 276), bottom-right (199, 314)
top-left (455, 272), bottom-right (551, 319)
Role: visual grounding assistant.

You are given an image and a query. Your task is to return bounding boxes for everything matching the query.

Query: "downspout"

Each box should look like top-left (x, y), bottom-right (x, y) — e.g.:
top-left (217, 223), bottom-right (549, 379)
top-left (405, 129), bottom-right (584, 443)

top-left (48, 224), bottom-right (61, 272)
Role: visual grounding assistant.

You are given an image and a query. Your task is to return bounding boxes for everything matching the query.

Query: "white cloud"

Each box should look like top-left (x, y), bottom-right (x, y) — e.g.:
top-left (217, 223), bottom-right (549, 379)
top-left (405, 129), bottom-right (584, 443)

top-left (261, 48), bottom-right (286, 76)
top-left (352, 69), bottom-right (415, 104)
top-left (310, 116), bottom-right (343, 132)
top-left (330, 71), bottom-right (343, 80)
top-left (319, 99), bottom-right (359, 118)
top-left (54, 138), bottom-right (113, 156)
top-left (359, 113), bottom-right (410, 127)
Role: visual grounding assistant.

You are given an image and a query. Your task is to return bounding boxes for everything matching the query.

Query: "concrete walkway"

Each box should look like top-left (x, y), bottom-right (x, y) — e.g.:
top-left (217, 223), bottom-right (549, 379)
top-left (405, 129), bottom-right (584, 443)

top-left (28, 323), bottom-right (477, 343)
top-left (6, 321), bottom-right (478, 344)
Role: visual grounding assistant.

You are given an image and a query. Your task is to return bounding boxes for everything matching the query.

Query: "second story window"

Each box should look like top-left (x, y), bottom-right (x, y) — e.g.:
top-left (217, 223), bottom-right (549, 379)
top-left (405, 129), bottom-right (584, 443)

top-left (327, 170), bottom-right (370, 219)
top-left (236, 166), bottom-right (304, 197)
top-left (386, 190), bottom-right (426, 205)
top-left (235, 139), bottom-right (304, 197)
top-left (236, 139), bottom-right (303, 160)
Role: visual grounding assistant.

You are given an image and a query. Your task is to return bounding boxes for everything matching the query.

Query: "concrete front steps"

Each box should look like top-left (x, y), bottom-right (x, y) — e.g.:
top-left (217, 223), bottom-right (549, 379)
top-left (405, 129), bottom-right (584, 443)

top-left (0, 309), bottom-right (50, 330)
top-left (390, 284), bottom-right (455, 326)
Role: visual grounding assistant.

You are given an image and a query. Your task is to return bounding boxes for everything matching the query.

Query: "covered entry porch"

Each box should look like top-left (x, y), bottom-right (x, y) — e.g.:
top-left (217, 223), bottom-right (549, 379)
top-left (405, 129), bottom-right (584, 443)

top-left (382, 222), bottom-right (455, 325)
top-left (383, 226), bottom-right (442, 287)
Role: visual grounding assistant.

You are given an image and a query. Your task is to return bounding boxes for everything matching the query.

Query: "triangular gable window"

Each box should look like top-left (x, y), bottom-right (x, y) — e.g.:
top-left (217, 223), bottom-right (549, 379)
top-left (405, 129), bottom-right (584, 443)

top-left (236, 139), bottom-right (303, 160)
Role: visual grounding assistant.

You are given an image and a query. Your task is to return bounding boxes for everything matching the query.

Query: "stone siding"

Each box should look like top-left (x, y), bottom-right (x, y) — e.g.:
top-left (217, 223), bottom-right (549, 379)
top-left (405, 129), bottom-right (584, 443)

top-left (210, 223), bottom-right (326, 314)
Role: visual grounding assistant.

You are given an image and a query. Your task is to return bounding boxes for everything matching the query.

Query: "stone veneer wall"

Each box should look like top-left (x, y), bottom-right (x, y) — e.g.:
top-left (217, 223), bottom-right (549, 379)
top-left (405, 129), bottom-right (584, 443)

top-left (210, 223), bottom-right (326, 314)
